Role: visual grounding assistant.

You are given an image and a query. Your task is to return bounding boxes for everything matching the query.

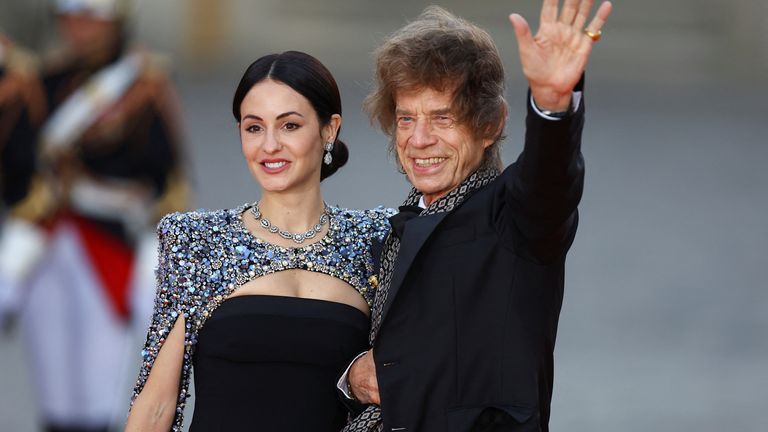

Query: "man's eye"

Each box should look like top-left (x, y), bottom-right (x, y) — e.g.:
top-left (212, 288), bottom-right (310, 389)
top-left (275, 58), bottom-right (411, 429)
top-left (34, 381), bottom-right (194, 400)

top-left (397, 116), bottom-right (414, 127)
top-left (433, 115), bottom-right (454, 127)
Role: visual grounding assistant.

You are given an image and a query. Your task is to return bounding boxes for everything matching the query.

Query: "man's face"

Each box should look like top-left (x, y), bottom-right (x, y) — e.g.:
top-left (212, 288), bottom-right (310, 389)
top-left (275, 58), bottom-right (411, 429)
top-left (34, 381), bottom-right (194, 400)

top-left (57, 13), bottom-right (120, 61)
top-left (394, 87), bottom-right (492, 205)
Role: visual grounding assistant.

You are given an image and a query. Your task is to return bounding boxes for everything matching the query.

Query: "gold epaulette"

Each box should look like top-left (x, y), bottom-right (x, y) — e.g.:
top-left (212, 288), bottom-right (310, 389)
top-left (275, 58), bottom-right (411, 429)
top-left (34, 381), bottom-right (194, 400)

top-left (1, 38), bottom-right (41, 78)
top-left (136, 49), bottom-right (173, 83)
top-left (8, 176), bottom-right (57, 223)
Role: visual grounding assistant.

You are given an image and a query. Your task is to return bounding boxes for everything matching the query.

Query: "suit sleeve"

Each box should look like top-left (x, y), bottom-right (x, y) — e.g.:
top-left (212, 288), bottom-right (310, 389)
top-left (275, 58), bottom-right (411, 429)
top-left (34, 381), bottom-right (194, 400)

top-left (498, 84), bottom-right (586, 264)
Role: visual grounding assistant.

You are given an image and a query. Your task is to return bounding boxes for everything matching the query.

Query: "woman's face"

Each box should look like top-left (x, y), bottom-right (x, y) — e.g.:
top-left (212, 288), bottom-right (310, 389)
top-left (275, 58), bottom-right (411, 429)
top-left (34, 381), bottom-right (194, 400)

top-left (239, 79), bottom-right (337, 194)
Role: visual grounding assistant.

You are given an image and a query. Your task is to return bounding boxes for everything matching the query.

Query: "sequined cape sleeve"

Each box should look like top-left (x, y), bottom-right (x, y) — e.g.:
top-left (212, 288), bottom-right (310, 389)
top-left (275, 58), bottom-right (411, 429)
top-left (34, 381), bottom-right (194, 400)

top-left (129, 213), bottom-right (191, 431)
top-left (368, 206), bottom-right (395, 243)
top-left (359, 206), bottom-right (395, 304)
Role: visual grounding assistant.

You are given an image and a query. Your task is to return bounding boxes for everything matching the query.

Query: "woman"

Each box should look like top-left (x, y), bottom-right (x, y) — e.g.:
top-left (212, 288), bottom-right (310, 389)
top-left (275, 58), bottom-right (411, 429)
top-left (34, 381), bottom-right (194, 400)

top-left (126, 51), bottom-right (393, 431)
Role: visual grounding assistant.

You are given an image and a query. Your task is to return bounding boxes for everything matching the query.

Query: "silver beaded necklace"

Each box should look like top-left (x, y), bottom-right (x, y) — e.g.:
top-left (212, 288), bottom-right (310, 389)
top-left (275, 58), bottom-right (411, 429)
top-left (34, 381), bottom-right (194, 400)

top-left (249, 202), bottom-right (330, 244)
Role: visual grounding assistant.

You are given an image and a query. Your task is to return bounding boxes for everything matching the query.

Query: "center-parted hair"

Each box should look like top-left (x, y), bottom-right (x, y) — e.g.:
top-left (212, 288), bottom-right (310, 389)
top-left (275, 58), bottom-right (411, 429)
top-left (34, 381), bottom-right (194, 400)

top-left (364, 6), bottom-right (507, 170)
top-left (232, 51), bottom-right (348, 181)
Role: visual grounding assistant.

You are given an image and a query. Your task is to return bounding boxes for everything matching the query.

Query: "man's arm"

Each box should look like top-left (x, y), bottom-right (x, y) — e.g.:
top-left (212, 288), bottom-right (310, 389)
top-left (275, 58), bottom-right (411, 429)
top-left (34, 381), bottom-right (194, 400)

top-left (500, 0), bottom-right (612, 262)
top-left (502, 86), bottom-right (585, 263)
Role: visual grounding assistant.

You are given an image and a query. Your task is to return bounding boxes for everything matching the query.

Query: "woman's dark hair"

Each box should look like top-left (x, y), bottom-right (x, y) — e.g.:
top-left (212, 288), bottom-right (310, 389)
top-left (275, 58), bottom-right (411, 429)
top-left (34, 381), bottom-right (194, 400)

top-left (232, 51), bottom-right (348, 181)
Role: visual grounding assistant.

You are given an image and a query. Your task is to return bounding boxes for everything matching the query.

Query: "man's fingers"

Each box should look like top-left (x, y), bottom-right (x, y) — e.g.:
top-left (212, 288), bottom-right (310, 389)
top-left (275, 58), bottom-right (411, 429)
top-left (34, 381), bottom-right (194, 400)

top-left (349, 349), bottom-right (381, 405)
top-left (573, 0), bottom-right (595, 29)
top-left (540, 0), bottom-right (558, 24)
top-left (559, 0), bottom-right (580, 24)
top-left (585, 1), bottom-right (613, 34)
top-left (509, 14), bottom-right (535, 55)
top-left (362, 375), bottom-right (381, 405)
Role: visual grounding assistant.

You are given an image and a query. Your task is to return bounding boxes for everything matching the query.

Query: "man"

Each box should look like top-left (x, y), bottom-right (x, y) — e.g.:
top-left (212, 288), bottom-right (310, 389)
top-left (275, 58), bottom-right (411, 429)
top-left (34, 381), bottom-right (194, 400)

top-left (342, 1), bottom-right (612, 431)
top-left (0, 1), bottom-right (189, 430)
top-left (0, 35), bottom-right (46, 332)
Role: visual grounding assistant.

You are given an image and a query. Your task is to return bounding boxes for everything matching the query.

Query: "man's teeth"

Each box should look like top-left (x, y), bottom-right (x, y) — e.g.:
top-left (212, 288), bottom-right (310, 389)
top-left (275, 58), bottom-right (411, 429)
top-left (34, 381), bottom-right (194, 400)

top-left (264, 161), bottom-right (287, 169)
top-left (415, 157), bottom-right (446, 166)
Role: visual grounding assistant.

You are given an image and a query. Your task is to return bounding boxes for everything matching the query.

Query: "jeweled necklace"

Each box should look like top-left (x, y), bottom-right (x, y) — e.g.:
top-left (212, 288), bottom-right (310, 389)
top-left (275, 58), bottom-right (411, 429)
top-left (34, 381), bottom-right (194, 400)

top-left (249, 202), bottom-right (329, 244)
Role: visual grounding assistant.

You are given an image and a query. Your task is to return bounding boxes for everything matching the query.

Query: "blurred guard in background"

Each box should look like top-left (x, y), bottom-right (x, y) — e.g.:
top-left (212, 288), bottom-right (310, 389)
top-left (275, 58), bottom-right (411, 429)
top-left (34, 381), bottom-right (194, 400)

top-left (0, 33), bottom-right (47, 330)
top-left (0, 0), bottom-right (190, 430)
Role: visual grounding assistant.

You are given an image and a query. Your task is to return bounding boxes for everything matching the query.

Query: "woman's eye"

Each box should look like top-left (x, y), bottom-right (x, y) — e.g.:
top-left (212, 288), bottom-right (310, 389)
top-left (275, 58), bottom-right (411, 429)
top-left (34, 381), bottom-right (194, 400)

top-left (245, 124), bottom-right (262, 133)
top-left (283, 122), bottom-right (300, 131)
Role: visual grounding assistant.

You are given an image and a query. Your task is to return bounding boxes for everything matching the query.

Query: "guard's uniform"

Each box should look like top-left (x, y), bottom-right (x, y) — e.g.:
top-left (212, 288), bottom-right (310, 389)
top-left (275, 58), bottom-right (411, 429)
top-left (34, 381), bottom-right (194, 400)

top-left (0, 14), bottom-right (189, 430)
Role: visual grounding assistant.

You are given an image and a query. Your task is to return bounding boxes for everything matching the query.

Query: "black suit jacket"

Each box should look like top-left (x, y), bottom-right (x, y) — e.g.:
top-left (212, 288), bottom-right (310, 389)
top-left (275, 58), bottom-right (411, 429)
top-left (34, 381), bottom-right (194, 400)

top-left (372, 96), bottom-right (585, 432)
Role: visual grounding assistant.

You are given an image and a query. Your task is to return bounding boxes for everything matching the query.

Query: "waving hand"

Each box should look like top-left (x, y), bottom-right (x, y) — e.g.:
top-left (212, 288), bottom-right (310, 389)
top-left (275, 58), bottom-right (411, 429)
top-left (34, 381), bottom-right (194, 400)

top-left (509, 0), bottom-right (613, 111)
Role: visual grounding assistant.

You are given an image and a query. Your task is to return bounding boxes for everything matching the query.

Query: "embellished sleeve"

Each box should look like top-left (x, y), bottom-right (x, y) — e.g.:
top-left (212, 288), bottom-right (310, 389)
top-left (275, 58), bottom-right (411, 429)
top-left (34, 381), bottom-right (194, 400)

top-left (358, 206), bottom-right (396, 306)
top-left (367, 206), bottom-right (396, 242)
top-left (129, 213), bottom-right (191, 431)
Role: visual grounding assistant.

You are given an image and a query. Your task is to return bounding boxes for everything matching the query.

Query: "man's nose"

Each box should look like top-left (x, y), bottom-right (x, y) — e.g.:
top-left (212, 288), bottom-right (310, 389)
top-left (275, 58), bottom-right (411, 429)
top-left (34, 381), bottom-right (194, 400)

top-left (410, 118), bottom-right (436, 148)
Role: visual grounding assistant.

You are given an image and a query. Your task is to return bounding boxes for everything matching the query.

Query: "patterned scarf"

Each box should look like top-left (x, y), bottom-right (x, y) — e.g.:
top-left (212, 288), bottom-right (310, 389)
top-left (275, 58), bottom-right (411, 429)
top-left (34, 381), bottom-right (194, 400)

top-left (344, 165), bottom-right (500, 432)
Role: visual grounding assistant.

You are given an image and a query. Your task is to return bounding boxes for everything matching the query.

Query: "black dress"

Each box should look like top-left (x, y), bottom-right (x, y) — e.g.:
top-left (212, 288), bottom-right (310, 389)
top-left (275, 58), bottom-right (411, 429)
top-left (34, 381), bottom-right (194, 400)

top-left (190, 295), bottom-right (369, 431)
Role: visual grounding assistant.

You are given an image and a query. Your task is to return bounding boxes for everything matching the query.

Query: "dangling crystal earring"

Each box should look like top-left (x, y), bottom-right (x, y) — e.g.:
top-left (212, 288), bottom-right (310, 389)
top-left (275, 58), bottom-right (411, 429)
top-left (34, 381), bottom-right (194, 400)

top-left (323, 141), bottom-right (333, 165)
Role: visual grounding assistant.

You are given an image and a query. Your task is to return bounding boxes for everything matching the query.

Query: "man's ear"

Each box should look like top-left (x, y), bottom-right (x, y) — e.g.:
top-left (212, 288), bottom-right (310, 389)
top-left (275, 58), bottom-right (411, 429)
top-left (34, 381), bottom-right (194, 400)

top-left (483, 102), bottom-right (507, 149)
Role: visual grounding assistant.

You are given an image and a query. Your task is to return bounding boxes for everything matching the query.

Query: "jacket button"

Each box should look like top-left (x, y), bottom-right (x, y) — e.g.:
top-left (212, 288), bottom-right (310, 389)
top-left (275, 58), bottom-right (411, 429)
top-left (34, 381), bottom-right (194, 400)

top-left (382, 361), bottom-right (399, 367)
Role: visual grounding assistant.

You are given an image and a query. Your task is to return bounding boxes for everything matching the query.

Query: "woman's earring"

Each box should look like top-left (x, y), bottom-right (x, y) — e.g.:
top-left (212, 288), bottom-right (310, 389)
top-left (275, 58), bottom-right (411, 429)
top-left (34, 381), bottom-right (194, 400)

top-left (323, 141), bottom-right (333, 165)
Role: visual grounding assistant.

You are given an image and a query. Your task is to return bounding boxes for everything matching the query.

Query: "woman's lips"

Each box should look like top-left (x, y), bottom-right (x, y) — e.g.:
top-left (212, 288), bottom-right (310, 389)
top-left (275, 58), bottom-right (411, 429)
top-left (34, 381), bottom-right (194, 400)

top-left (260, 159), bottom-right (290, 174)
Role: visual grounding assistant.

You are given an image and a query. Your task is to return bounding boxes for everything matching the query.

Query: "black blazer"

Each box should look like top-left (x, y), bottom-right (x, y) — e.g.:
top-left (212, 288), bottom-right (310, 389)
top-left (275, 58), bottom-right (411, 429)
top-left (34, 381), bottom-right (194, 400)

top-left (372, 96), bottom-right (585, 432)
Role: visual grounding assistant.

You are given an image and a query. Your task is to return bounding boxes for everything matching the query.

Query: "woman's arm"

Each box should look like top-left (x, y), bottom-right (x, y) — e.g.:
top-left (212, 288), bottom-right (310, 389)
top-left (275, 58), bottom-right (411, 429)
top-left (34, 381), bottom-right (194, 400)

top-left (126, 213), bottom-right (189, 430)
top-left (125, 313), bottom-right (185, 431)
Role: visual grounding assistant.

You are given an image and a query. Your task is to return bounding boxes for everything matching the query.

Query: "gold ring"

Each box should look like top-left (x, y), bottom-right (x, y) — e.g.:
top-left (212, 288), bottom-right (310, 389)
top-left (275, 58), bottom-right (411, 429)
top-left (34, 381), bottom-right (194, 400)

top-left (585, 29), bottom-right (602, 42)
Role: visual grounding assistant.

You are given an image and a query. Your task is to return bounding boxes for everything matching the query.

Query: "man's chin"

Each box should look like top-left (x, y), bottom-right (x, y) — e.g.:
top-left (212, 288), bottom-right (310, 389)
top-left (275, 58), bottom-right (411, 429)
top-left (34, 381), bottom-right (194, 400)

top-left (410, 181), bottom-right (449, 200)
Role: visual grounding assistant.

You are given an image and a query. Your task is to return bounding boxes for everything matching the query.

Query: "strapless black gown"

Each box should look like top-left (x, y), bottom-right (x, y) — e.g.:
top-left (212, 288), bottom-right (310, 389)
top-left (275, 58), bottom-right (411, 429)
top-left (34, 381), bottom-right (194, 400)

top-left (189, 295), bottom-right (369, 431)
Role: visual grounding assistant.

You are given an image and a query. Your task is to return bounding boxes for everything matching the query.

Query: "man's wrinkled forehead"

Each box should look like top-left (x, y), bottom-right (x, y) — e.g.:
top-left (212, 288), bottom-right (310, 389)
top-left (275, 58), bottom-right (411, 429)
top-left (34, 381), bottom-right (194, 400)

top-left (393, 84), bottom-right (460, 114)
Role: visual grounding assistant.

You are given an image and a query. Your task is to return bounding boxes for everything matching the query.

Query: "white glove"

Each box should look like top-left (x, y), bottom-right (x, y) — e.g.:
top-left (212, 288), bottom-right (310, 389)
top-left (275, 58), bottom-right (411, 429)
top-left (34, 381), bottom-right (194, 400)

top-left (0, 218), bottom-right (47, 324)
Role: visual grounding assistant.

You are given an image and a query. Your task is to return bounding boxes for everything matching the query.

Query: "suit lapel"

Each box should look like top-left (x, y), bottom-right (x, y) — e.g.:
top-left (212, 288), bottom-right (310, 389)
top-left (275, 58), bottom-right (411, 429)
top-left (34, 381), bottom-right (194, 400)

top-left (379, 211), bottom-right (448, 326)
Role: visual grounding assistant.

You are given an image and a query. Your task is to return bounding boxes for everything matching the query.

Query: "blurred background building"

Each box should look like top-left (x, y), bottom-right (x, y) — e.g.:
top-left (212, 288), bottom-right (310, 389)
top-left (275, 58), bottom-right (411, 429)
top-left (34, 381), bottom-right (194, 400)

top-left (1, 0), bottom-right (766, 430)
